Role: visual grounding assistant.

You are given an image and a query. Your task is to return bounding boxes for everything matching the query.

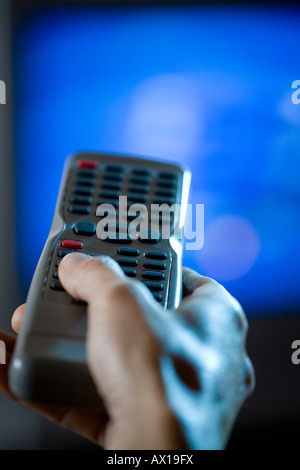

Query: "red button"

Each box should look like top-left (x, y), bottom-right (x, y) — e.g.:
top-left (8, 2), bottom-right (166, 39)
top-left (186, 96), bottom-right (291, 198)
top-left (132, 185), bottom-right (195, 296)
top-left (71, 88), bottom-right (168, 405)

top-left (77, 159), bottom-right (98, 169)
top-left (61, 240), bottom-right (83, 250)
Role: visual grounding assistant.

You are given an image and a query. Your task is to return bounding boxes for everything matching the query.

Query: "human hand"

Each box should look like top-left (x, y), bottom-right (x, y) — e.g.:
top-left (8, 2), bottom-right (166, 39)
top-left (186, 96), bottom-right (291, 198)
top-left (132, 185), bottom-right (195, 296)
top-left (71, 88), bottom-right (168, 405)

top-left (1, 253), bottom-right (254, 449)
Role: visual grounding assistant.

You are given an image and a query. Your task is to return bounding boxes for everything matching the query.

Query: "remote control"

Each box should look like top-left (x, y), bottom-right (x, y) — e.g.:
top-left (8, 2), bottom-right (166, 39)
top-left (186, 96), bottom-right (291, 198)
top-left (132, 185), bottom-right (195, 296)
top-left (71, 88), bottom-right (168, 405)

top-left (9, 152), bottom-right (191, 409)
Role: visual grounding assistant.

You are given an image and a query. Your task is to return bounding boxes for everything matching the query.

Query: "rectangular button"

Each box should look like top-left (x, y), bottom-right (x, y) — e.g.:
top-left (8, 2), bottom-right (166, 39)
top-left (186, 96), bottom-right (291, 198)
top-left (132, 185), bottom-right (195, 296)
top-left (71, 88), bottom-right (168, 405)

top-left (122, 268), bottom-right (137, 277)
top-left (77, 170), bottom-right (97, 178)
top-left (74, 221), bottom-right (96, 236)
top-left (104, 165), bottom-right (124, 173)
top-left (128, 194), bottom-right (147, 204)
top-left (102, 182), bottom-right (122, 191)
top-left (156, 181), bottom-right (175, 189)
top-left (58, 250), bottom-right (73, 258)
top-left (61, 240), bottom-right (83, 250)
top-left (98, 199), bottom-right (119, 208)
top-left (128, 186), bottom-right (148, 195)
top-left (100, 191), bottom-right (120, 200)
top-left (77, 159), bottom-right (98, 169)
top-left (117, 248), bottom-right (140, 256)
top-left (153, 293), bottom-right (163, 302)
top-left (101, 234), bottom-right (132, 244)
top-left (158, 172), bottom-right (176, 180)
top-left (143, 281), bottom-right (164, 292)
top-left (130, 177), bottom-right (149, 186)
top-left (70, 196), bottom-right (92, 205)
top-left (132, 169), bottom-right (150, 177)
top-left (143, 261), bottom-right (166, 270)
top-left (142, 271), bottom-right (165, 281)
top-left (103, 173), bottom-right (123, 182)
top-left (117, 258), bottom-right (138, 267)
top-left (155, 189), bottom-right (175, 198)
top-left (146, 251), bottom-right (167, 260)
top-left (76, 178), bottom-right (95, 187)
top-left (73, 187), bottom-right (94, 196)
top-left (68, 205), bottom-right (90, 215)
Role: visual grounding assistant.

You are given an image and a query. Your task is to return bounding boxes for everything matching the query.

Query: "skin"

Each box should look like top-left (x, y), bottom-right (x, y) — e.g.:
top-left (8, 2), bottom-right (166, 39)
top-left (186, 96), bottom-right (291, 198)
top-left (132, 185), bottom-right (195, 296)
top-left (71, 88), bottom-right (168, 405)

top-left (0, 253), bottom-right (254, 450)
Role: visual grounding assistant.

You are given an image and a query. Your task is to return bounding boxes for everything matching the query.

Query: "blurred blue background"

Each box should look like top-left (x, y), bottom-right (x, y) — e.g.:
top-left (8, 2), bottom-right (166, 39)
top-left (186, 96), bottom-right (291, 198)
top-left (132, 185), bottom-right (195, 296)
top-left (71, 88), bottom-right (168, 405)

top-left (14, 4), bottom-right (300, 317)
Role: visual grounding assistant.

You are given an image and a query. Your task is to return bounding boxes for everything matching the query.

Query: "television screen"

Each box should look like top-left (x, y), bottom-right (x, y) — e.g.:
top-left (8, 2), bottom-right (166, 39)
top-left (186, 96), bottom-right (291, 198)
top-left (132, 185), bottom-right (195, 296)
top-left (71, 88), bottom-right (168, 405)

top-left (13, 3), bottom-right (300, 317)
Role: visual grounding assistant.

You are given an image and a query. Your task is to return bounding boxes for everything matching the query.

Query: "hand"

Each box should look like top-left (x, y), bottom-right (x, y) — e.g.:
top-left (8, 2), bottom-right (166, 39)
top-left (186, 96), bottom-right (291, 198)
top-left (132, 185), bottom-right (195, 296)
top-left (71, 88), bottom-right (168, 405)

top-left (0, 253), bottom-right (254, 449)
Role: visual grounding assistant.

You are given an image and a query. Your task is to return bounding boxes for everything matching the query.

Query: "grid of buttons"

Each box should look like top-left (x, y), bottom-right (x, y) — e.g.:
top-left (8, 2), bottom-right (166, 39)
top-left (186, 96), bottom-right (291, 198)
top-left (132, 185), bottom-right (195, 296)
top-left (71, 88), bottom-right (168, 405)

top-left (48, 158), bottom-right (179, 304)
top-left (50, 238), bottom-right (169, 303)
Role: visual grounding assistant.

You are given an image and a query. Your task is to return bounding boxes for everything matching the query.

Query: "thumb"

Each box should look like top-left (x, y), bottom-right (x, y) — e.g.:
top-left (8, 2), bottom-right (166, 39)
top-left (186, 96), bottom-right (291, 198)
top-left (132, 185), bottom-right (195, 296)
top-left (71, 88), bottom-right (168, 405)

top-left (58, 253), bottom-right (163, 413)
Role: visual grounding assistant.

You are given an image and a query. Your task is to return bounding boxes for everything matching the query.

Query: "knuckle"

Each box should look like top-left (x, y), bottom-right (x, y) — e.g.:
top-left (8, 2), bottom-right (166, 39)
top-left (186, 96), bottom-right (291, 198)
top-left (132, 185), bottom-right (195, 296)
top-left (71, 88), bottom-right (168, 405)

top-left (78, 256), bottom-right (101, 274)
top-left (243, 357), bottom-right (256, 396)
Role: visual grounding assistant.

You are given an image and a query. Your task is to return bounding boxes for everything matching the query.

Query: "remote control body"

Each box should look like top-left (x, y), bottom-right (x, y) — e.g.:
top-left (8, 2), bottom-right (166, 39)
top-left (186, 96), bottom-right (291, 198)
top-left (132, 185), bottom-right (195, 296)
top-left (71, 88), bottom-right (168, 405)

top-left (9, 152), bottom-right (191, 409)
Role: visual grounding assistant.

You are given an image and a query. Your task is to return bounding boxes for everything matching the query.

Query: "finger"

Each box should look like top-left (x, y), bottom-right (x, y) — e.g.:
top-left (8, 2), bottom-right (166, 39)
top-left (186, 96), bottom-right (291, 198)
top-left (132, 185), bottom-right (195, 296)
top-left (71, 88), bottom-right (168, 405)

top-left (58, 253), bottom-right (164, 414)
top-left (58, 253), bottom-right (126, 301)
top-left (182, 267), bottom-right (244, 315)
top-left (179, 269), bottom-right (248, 336)
top-left (11, 304), bottom-right (26, 334)
top-left (182, 267), bottom-right (214, 298)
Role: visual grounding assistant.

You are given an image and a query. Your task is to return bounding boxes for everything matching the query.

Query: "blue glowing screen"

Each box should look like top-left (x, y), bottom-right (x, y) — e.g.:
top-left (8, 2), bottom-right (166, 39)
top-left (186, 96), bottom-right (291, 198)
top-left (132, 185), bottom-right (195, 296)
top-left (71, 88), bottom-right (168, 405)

top-left (14, 5), bottom-right (300, 317)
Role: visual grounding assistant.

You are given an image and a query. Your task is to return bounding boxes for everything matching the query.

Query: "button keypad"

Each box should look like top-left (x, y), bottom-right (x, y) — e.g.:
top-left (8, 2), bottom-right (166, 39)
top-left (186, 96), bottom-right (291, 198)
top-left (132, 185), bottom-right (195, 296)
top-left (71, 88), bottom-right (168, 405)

top-left (47, 157), bottom-right (181, 308)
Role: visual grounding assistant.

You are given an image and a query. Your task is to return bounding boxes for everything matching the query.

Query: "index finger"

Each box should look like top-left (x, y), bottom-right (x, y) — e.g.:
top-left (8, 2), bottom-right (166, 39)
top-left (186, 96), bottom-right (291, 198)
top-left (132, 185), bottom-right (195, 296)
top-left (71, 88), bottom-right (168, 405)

top-left (182, 267), bottom-right (217, 298)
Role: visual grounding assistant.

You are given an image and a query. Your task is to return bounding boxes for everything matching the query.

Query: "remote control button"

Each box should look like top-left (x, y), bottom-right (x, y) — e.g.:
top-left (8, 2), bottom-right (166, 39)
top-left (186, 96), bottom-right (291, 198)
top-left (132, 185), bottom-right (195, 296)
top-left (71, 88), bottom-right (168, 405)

top-left (50, 280), bottom-right (65, 291)
top-left (103, 173), bottom-right (123, 182)
top-left (74, 221), bottom-right (96, 236)
top-left (68, 205), bottom-right (91, 215)
top-left (117, 258), bottom-right (138, 267)
top-left (143, 271), bottom-right (165, 281)
top-left (138, 230), bottom-right (161, 244)
top-left (77, 159), bottom-right (98, 169)
top-left (61, 240), bottom-right (83, 250)
top-left (132, 169), bottom-right (150, 177)
top-left (103, 164), bottom-right (124, 173)
top-left (100, 191), bottom-right (120, 200)
top-left (155, 190), bottom-right (175, 198)
top-left (128, 194), bottom-right (147, 204)
top-left (53, 271), bottom-right (59, 279)
top-left (98, 199), bottom-right (119, 208)
top-left (77, 169), bottom-right (97, 178)
top-left (117, 248), bottom-right (140, 256)
top-left (156, 181), bottom-right (175, 189)
top-left (76, 178), bottom-right (95, 187)
top-left (102, 182), bottom-right (122, 191)
top-left (159, 171), bottom-right (176, 180)
top-left (101, 233), bottom-right (132, 244)
top-left (122, 268), bottom-right (137, 277)
top-left (143, 281), bottom-right (164, 292)
top-left (73, 187), bottom-right (94, 196)
top-left (152, 293), bottom-right (163, 302)
top-left (145, 251), bottom-right (167, 260)
top-left (70, 196), bottom-right (92, 205)
top-left (128, 186), bottom-right (148, 194)
top-left (58, 250), bottom-right (73, 258)
top-left (143, 261), bottom-right (166, 270)
top-left (130, 177), bottom-right (149, 186)
top-left (154, 199), bottom-right (175, 206)
top-left (56, 259), bottom-right (62, 268)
